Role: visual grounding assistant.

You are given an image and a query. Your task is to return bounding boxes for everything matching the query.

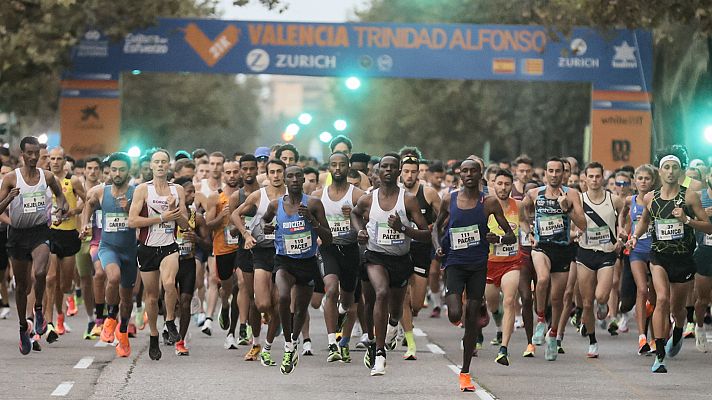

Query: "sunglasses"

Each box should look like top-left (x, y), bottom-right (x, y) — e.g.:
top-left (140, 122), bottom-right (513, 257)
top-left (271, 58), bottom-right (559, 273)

top-left (256, 156), bottom-right (269, 161)
top-left (614, 181), bottom-right (631, 186)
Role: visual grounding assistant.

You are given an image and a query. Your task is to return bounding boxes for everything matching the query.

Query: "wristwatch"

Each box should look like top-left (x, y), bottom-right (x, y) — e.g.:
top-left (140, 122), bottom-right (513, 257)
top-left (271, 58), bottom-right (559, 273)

top-left (684, 215), bottom-right (691, 225)
top-left (399, 225), bottom-right (407, 233)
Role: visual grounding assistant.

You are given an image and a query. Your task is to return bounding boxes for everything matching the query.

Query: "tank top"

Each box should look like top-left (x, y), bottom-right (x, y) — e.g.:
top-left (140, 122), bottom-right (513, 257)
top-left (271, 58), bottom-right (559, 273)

top-left (88, 183), bottom-right (104, 246)
top-left (630, 194), bottom-right (652, 253)
top-left (487, 198), bottom-right (520, 263)
top-left (138, 182), bottom-right (178, 247)
top-left (321, 184), bottom-right (356, 245)
top-left (213, 189), bottom-right (239, 256)
top-left (249, 187), bottom-right (285, 248)
top-left (100, 185), bottom-right (136, 249)
top-left (275, 194), bottom-right (318, 258)
top-left (649, 187), bottom-right (695, 254)
top-left (533, 186), bottom-right (571, 246)
top-left (579, 191), bottom-right (617, 252)
top-left (52, 175), bottom-right (77, 230)
top-left (200, 178), bottom-right (219, 198)
top-left (443, 191), bottom-right (489, 267)
top-left (177, 205), bottom-right (197, 259)
top-left (511, 182), bottom-right (526, 201)
top-left (696, 189), bottom-right (712, 248)
top-left (366, 188), bottom-right (411, 256)
top-left (9, 168), bottom-right (50, 229)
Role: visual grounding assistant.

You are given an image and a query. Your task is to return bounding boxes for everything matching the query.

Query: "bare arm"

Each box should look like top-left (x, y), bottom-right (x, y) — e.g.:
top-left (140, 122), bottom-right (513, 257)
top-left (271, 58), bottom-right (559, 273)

top-left (485, 197), bottom-right (516, 244)
top-left (80, 186), bottom-right (102, 236)
top-left (69, 176), bottom-right (87, 217)
top-left (350, 193), bottom-right (372, 244)
top-left (0, 175), bottom-right (19, 215)
top-left (399, 194), bottom-right (432, 242)
top-left (308, 198), bottom-right (332, 245)
top-left (128, 184), bottom-right (162, 229)
top-left (46, 173), bottom-right (68, 216)
top-left (685, 190), bottom-right (712, 235)
top-left (175, 185), bottom-right (190, 230)
top-left (567, 189), bottom-right (588, 231)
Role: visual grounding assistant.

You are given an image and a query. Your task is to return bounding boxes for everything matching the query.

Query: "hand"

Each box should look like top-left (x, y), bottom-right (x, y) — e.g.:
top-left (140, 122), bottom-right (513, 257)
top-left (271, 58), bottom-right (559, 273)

top-left (166, 195), bottom-right (176, 210)
top-left (357, 229), bottom-right (368, 244)
top-left (6, 187), bottom-right (20, 201)
top-left (486, 232), bottom-right (500, 244)
top-left (705, 207), bottom-right (712, 217)
top-left (218, 207), bottom-right (231, 220)
top-left (78, 224), bottom-right (91, 240)
top-left (341, 205), bottom-right (352, 219)
top-left (387, 213), bottom-right (403, 232)
top-left (161, 208), bottom-right (181, 222)
top-left (672, 207), bottom-right (686, 223)
top-left (435, 247), bottom-right (444, 259)
top-left (117, 196), bottom-right (129, 211)
top-left (298, 204), bottom-right (315, 224)
top-left (243, 232), bottom-right (256, 250)
top-left (558, 194), bottom-right (570, 212)
top-left (626, 236), bottom-right (637, 251)
top-left (263, 224), bottom-right (275, 235)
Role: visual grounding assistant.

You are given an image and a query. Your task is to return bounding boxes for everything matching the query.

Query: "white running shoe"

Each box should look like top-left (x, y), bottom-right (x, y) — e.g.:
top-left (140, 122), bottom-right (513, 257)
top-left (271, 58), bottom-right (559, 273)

top-left (0, 306), bottom-right (11, 319)
top-left (224, 333), bottom-right (238, 350)
top-left (695, 326), bottom-right (708, 353)
top-left (302, 340), bottom-right (313, 356)
top-left (514, 315), bottom-right (524, 329)
top-left (385, 324), bottom-right (398, 350)
top-left (356, 333), bottom-right (369, 349)
top-left (618, 312), bottom-right (629, 333)
top-left (370, 355), bottom-right (386, 376)
top-left (190, 297), bottom-right (201, 315)
top-left (587, 343), bottom-right (599, 358)
top-left (201, 318), bottom-right (212, 336)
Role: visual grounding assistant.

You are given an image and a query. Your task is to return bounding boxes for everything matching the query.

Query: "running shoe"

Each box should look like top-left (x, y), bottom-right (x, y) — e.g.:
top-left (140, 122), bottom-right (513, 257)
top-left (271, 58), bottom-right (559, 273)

top-left (57, 314), bottom-right (66, 335)
top-left (175, 340), bottom-right (189, 356)
top-left (245, 344), bottom-right (261, 361)
top-left (648, 339), bottom-right (657, 353)
top-left (166, 321), bottom-right (181, 343)
top-left (280, 350), bottom-right (298, 375)
top-left (544, 334), bottom-right (557, 361)
top-left (149, 336), bottom-right (162, 360)
top-left (430, 306), bottom-right (441, 318)
top-left (91, 320), bottom-right (103, 337)
top-left (364, 342), bottom-right (375, 369)
top-left (237, 331), bottom-right (250, 346)
top-left (490, 331), bottom-right (502, 346)
top-left (135, 307), bottom-right (146, 330)
top-left (495, 349), bottom-right (509, 366)
top-left (651, 355), bottom-right (667, 373)
top-left (607, 319), bottom-right (619, 336)
top-left (665, 336), bottom-right (683, 358)
top-left (570, 313), bottom-right (581, 329)
top-left (34, 308), bottom-right (47, 335)
top-left (327, 343), bottom-right (342, 362)
top-left (162, 327), bottom-right (175, 346)
top-left (190, 296), bottom-right (201, 315)
top-left (403, 349), bottom-right (417, 360)
top-left (587, 343), bottom-right (599, 358)
top-left (201, 318), bottom-right (212, 336)
top-left (66, 296), bottom-right (78, 316)
top-left (127, 322), bottom-right (137, 338)
top-left (32, 333), bottom-right (42, 352)
top-left (596, 303), bottom-right (608, 321)
top-left (100, 317), bottom-right (117, 343)
top-left (514, 315), bottom-right (524, 329)
top-left (224, 333), bottom-right (238, 350)
top-left (196, 312), bottom-right (206, 327)
top-left (533, 322), bottom-right (546, 345)
top-left (459, 372), bottom-right (476, 392)
top-left (695, 326), bottom-right (708, 353)
top-left (385, 324), bottom-right (398, 351)
top-left (46, 323), bottom-right (59, 344)
top-left (0, 305), bottom-right (10, 319)
top-left (618, 312), bottom-right (630, 333)
top-left (370, 354), bottom-right (386, 376)
top-left (638, 336), bottom-right (651, 355)
top-left (83, 322), bottom-right (98, 340)
top-left (302, 340), bottom-right (313, 356)
top-left (557, 340), bottom-right (565, 354)
top-left (219, 307), bottom-right (229, 331)
top-left (683, 322), bottom-right (695, 338)
top-left (260, 349), bottom-right (276, 366)
top-left (340, 346), bottom-right (351, 363)
top-left (522, 343), bottom-right (535, 357)
top-left (116, 331), bottom-right (131, 357)
top-left (19, 321), bottom-right (33, 355)
top-left (356, 333), bottom-right (369, 349)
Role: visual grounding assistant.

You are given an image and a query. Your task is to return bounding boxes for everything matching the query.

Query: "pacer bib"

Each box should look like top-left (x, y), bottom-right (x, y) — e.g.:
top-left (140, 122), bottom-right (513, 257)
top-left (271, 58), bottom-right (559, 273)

top-left (450, 225), bottom-right (481, 250)
top-left (376, 222), bottom-right (405, 245)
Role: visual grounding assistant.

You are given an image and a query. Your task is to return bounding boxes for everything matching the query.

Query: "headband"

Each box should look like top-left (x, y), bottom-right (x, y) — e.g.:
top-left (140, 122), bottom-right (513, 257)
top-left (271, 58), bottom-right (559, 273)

top-left (659, 155), bottom-right (681, 168)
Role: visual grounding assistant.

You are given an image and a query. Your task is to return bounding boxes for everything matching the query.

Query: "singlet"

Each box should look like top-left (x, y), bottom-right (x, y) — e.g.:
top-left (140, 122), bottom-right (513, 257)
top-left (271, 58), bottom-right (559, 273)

top-left (275, 194), bottom-right (318, 258)
top-left (630, 194), bottom-right (652, 254)
top-left (52, 175), bottom-right (77, 231)
top-left (321, 184), bottom-right (357, 245)
top-left (696, 189), bottom-right (712, 248)
top-left (487, 198), bottom-right (520, 263)
top-left (511, 182), bottom-right (526, 201)
top-left (213, 189), bottom-right (238, 256)
top-left (8, 168), bottom-right (50, 229)
top-left (533, 186), bottom-right (571, 246)
top-left (200, 178), bottom-right (220, 198)
top-left (89, 183), bottom-right (104, 247)
top-left (649, 187), bottom-right (695, 254)
top-left (249, 187), bottom-right (285, 248)
top-left (138, 181), bottom-right (178, 247)
top-left (366, 188), bottom-right (411, 256)
top-left (177, 205), bottom-right (197, 259)
top-left (443, 191), bottom-right (489, 267)
top-left (100, 185), bottom-right (136, 249)
top-left (579, 191), bottom-right (618, 253)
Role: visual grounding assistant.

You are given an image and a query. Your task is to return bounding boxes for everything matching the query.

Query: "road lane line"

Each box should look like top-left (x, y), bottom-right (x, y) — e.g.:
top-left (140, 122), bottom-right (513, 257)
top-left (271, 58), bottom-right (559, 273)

top-left (427, 343), bottom-right (445, 354)
top-left (447, 364), bottom-right (460, 374)
top-left (95, 340), bottom-right (110, 347)
top-left (74, 356), bottom-right (94, 369)
top-left (413, 328), bottom-right (427, 337)
top-left (51, 382), bottom-right (74, 397)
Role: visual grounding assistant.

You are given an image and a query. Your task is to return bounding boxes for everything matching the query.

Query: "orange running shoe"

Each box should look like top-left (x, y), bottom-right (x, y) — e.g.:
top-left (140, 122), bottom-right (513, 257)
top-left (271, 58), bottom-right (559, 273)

top-left (101, 317), bottom-right (118, 343)
top-left (638, 336), bottom-right (651, 355)
top-left (115, 331), bottom-right (131, 357)
top-left (459, 372), bottom-right (476, 392)
top-left (649, 339), bottom-right (657, 352)
top-left (646, 301), bottom-right (654, 318)
top-left (127, 323), bottom-right (137, 338)
top-left (244, 344), bottom-right (261, 361)
top-left (66, 296), bottom-right (78, 316)
top-left (57, 314), bottom-right (66, 335)
top-left (523, 343), bottom-right (536, 357)
top-left (175, 340), bottom-right (189, 356)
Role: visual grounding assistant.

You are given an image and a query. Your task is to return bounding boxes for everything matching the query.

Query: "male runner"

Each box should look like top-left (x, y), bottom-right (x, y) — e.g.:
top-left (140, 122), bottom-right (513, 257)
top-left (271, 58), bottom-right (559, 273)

top-left (693, 167), bottom-right (712, 352)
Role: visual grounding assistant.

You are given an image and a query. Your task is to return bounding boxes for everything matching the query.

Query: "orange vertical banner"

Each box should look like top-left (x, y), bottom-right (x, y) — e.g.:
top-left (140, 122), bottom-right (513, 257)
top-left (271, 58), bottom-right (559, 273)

top-left (59, 80), bottom-right (121, 158)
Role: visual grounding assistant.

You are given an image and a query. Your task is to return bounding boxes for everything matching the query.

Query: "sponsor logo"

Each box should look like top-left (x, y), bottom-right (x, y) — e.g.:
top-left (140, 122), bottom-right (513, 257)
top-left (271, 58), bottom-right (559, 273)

top-left (492, 58), bottom-right (515, 74)
top-left (80, 105), bottom-right (99, 121)
top-left (600, 115), bottom-right (644, 125)
top-left (377, 54), bottom-right (393, 71)
top-left (612, 41), bottom-right (637, 69)
top-left (78, 30), bottom-right (108, 57)
top-left (282, 220), bottom-right (305, 232)
top-left (359, 55), bottom-right (373, 69)
top-left (274, 54), bottom-right (336, 69)
top-left (611, 140), bottom-right (631, 162)
top-left (183, 23), bottom-right (239, 66)
top-left (84, 30), bottom-right (101, 41)
top-left (570, 38), bottom-right (587, 56)
top-left (246, 49), bottom-right (270, 72)
top-left (558, 38), bottom-right (599, 69)
top-left (124, 33), bottom-right (169, 55)
top-left (522, 58), bottom-right (543, 75)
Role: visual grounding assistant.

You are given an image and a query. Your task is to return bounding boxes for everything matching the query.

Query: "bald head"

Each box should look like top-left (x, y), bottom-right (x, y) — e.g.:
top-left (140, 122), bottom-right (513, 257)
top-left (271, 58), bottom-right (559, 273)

top-left (49, 147), bottom-right (67, 174)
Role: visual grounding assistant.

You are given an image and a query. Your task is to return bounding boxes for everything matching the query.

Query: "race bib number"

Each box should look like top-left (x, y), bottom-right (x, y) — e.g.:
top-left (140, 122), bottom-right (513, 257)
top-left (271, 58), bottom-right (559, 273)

top-left (22, 191), bottom-right (46, 214)
top-left (586, 226), bottom-right (610, 245)
top-left (655, 218), bottom-right (684, 241)
top-left (376, 222), bottom-right (405, 245)
top-left (150, 219), bottom-right (174, 235)
top-left (539, 215), bottom-right (564, 237)
top-left (495, 242), bottom-right (519, 257)
top-left (224, 225), bottom-right (239, 245)
top-left (450, 225), bottom-right (481, 250)
top-left (104, 213), bottom-right (129, 232)
top-left (94, 210), bottom-right (103, 229)
top-left (177, 236), bottom-right (193, 256)
top-left (285, 231), bottom-right (312, 255)
top-left (327, 215), bottom-right (350, 237)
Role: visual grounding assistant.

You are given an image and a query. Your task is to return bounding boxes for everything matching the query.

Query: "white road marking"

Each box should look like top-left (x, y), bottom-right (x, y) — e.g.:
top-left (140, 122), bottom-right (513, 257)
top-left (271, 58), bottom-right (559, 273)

top-left (51, 382), bottom-right (74, 397)
top-left (413, 328), bottom-right (427, 337)
top-left (74, 356), bottom-right (94, 369)
top-left (427, 343), bottom-right (446, 354)
top-left (94, 340), bottom-right (110, 347)
top-left (447, 364), bottom-right (461, 374)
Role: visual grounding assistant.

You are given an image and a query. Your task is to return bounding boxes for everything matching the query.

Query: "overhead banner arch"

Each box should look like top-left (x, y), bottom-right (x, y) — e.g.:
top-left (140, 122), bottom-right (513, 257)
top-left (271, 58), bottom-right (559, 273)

top-left (63, 18), bottom-right (653, 167)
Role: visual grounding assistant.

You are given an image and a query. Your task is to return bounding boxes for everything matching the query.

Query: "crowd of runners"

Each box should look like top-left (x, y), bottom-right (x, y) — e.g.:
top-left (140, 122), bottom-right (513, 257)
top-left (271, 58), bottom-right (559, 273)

top-left (1, 134), bottom-right (711, 392)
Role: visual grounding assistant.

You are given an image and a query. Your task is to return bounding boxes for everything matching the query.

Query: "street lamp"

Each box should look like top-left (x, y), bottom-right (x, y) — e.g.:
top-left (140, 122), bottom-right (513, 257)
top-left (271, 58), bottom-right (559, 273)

top-left (128, 146), bottom-right (141, 158)
top-left (319, 131), bottom-right (333, 143)
top-left (345, 77), bottom-right (361, 90)
top-left (333, 119), bottom-right (347, 131)
top-left (704, 125), bottom-right (712, 143)
top-left (298, 113), bottom-right (313, 125)
top-left (286, 123), bottom-right (300, 136)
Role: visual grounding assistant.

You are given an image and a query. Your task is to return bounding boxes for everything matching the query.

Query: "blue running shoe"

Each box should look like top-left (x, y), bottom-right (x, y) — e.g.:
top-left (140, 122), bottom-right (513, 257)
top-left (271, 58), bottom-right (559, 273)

top-left (34, 308), bottom-right (47, 336)
top-left (651, 355), bottom-right (667, 373)
top-left (665, 336), bottom-right (683, 358)
top-left (19, 322), bottom-right (33, 355)
top-left (533, 322), bottom-right (546, 345)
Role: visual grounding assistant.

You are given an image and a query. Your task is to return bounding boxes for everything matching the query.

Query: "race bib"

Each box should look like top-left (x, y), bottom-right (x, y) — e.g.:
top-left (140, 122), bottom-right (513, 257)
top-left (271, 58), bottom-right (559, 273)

top-left (150, 219), bottom-right (174, 235)
top-left (22, 191), bottom-right (46, 214)
top-left (495, 242), bottom-right (519, 257)
top-left (586, 226), bottom-right (610, 245)
top-left (655, 218), bottom-right (683, 241)
top-left (450, 225), bottom-right (481, 250)
top-left (224, 225), bottom-right (239, 245)
top-left (327, 215), bottom-right (350, 237)
top-left (539, 215), bottom-right (564, 237)
top-left (376, 222), bottom-right (405, 245)
top-left (94, 210), bottom-right (103, 229)
top-left (704, 234), bottom-right (712, 246)
top-left (176, 236), bottom-right (193, 256)
top-left (285, 231), bottom-right (312, 255)
top-left (520, 230), bottom-right (531, 246)
top-left (104, 213), bottom-right (129, 232)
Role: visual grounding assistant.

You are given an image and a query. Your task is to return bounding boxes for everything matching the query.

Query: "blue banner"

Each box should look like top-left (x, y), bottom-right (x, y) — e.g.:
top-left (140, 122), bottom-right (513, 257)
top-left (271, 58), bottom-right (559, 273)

top-left (67, 18), bottom-right (653, 90)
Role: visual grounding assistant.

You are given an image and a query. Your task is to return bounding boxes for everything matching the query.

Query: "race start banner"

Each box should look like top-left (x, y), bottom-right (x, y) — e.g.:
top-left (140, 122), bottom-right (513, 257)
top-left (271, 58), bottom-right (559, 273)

top-left (64, 18), bottom-right (653, 165)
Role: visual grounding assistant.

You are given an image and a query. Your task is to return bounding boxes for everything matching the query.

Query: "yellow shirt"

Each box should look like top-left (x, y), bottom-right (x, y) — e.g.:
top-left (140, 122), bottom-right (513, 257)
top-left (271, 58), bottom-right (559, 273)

top-left (52, 176), bottom-right (77, 231)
